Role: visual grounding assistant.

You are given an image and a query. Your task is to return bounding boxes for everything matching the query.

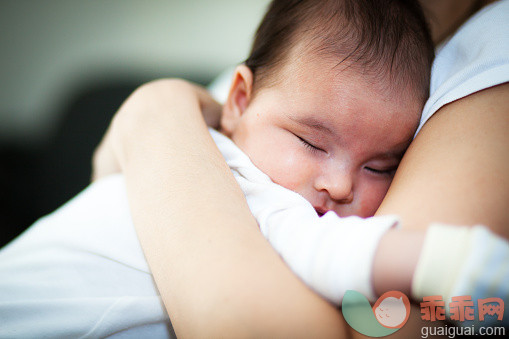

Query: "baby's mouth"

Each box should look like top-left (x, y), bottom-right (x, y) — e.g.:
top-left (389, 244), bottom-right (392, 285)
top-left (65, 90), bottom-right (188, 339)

top-left (314, 207), bottom-right (327, 217)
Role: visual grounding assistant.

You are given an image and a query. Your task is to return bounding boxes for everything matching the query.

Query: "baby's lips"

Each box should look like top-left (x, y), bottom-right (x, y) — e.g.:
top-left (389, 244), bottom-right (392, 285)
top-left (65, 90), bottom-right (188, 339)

top-left (313, 206), bottom-right (327, 217)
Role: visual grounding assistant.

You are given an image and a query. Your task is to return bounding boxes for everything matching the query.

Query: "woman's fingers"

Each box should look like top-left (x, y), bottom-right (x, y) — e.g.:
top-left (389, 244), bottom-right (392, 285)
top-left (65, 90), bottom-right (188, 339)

top-left (193, 83), bottom-right (223, 128)
top-left (91, 124), bottom-right (121, 182)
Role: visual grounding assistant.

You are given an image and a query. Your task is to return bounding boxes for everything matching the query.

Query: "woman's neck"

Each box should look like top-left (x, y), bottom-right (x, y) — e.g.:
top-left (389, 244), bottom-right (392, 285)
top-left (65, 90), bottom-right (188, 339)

top-left (420, 0), bottom-right (497, 45)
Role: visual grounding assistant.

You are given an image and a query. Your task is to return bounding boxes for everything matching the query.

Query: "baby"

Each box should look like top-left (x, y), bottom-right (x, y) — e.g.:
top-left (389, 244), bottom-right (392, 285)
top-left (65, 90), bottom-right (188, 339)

top-left (218, 0), bottom-right (433, 218)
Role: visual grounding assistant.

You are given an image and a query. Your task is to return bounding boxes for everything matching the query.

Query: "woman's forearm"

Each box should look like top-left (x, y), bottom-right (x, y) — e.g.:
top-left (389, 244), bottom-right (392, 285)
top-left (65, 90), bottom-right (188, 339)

top-left (92, 79), bottom-right (222, 182)
top-left (118, 80), bottom-right (347, 338)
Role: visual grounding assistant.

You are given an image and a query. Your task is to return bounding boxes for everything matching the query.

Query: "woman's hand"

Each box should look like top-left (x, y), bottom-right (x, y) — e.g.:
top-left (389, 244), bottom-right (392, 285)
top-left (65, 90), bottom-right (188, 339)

top-left (91, 79), bottom-right (222, 181)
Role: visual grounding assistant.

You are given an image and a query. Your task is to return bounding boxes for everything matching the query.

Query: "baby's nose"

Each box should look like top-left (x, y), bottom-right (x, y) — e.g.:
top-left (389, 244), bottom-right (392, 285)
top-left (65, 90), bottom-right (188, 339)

top-left (314, 170), bottom-right (353, 203)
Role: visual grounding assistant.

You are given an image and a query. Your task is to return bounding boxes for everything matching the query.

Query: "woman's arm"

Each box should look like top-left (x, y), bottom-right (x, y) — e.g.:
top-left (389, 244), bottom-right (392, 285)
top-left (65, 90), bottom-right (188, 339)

top-left (101, 79), bottom-right (348, 338)
top-left (92, 79), bottom-right (222, 181)
top-left (376, 83), bottom-right (509, 238)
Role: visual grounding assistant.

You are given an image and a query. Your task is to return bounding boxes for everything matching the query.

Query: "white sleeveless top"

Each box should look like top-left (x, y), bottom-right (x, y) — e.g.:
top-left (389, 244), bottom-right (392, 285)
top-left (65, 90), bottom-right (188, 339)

top-left (416, 0), bottom-right (509, 135)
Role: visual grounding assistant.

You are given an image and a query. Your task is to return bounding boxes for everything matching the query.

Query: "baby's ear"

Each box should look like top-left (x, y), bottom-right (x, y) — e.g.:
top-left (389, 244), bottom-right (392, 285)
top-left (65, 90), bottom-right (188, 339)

top-left (220, 65), bottom-right (253, 136)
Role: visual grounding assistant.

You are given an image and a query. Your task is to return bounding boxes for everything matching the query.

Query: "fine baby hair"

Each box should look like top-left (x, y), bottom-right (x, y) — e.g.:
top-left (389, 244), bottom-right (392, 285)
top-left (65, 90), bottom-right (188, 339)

top-left (245, 0), bottom-right (435, 103)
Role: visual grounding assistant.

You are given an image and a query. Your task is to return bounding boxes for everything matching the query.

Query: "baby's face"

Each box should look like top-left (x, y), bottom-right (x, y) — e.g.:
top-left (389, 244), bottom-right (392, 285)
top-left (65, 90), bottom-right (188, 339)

top-left (222, 55), bottom-right (422, 217)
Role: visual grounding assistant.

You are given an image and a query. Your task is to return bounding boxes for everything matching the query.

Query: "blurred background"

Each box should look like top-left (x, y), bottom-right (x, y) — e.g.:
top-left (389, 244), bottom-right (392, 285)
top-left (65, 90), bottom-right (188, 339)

top-left (0, 0), bottom-right (271, 246)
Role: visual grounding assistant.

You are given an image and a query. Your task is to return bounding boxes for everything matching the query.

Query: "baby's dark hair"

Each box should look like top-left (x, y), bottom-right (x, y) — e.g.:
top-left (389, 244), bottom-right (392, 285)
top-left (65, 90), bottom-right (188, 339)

top-left (245, 0), bottom-right (434, 103)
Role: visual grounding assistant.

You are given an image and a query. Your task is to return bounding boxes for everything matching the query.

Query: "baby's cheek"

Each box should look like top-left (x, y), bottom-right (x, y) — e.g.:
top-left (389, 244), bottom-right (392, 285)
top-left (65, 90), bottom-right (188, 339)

top-left (234, 132), bottom-right (296, 188)
top-left (267, 152), bottom-right (310, 190)
top-left (358, 181), bottom-right (392, 216)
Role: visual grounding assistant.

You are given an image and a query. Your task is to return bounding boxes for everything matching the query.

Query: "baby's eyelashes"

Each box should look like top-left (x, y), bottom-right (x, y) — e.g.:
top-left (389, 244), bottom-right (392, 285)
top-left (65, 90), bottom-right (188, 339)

top-left (364, 166), bottom-right (397, 176)
top-left (296, 134), bottom-right (325, 153)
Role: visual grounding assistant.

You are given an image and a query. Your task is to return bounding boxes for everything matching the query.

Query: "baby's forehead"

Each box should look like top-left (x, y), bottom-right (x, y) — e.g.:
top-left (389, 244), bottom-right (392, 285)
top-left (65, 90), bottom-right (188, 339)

top-left (278, 45), bottom-right (424, 105)
top-left (279, 57), bottom-right (421, 115)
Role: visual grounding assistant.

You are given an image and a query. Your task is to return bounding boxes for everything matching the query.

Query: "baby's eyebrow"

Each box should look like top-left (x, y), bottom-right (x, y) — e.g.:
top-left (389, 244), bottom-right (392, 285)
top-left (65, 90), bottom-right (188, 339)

top-left (288, 115), bottom-right (335, 136)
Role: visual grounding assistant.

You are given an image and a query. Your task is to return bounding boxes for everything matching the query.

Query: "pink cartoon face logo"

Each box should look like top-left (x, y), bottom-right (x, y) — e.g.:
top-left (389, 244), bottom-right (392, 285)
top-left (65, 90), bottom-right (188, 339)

top-left (373, 291), bottom-right (411, 329)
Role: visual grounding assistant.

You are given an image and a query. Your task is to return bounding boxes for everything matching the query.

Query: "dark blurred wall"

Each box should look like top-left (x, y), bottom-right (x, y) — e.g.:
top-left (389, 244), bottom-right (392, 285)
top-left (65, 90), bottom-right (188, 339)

top-left (0, 76), bottom-right (211, 247)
